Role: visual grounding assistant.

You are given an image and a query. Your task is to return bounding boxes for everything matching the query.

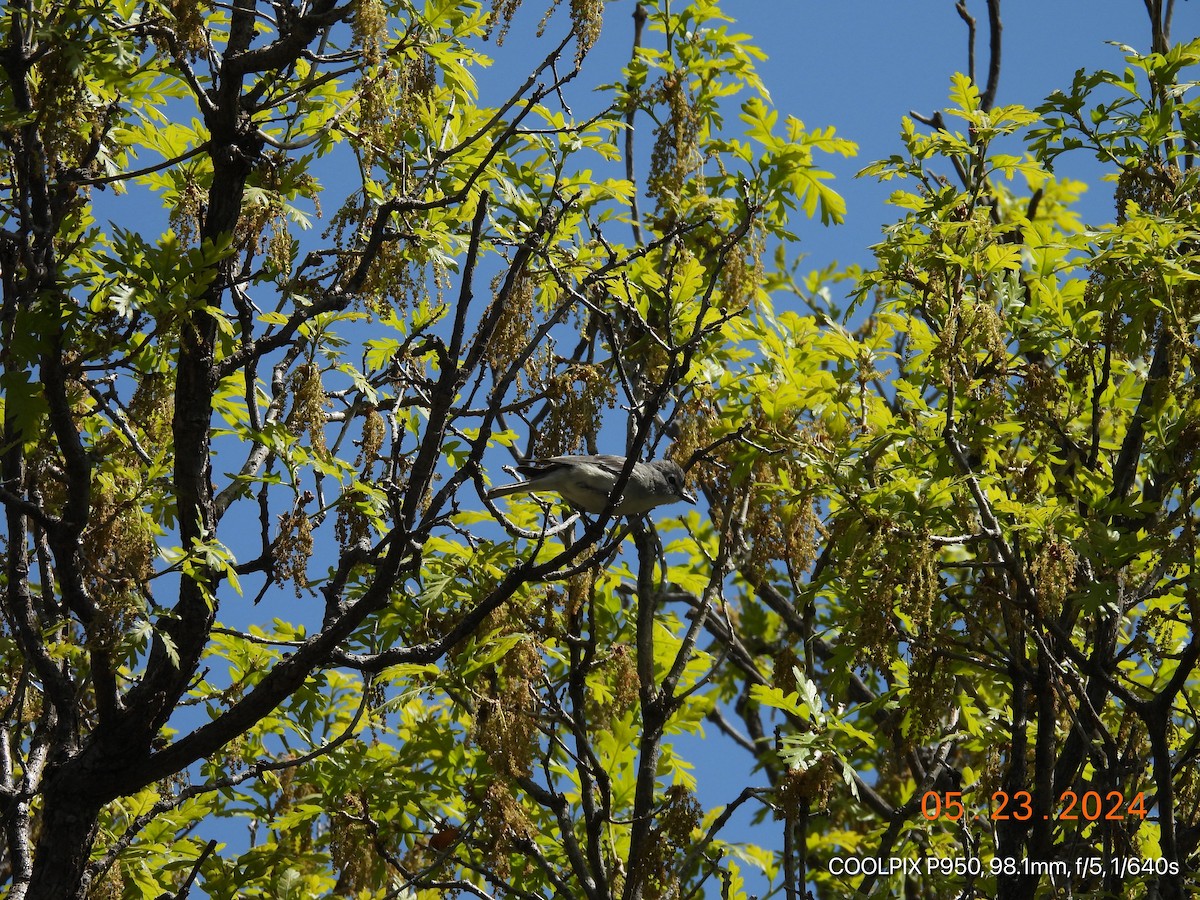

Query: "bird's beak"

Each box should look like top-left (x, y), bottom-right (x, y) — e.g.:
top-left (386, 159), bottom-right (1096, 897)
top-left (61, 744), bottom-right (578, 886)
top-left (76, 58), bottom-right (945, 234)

top-left (682, 487), bottom-right (697, 505)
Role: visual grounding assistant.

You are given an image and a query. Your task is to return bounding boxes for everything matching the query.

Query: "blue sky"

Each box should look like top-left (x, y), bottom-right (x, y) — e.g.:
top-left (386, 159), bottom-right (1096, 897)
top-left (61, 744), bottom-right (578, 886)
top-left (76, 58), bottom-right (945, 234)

top-left (742, 1), bottom-right (1197, 274)
top-left (465, 1), bottom-right (1199, 305)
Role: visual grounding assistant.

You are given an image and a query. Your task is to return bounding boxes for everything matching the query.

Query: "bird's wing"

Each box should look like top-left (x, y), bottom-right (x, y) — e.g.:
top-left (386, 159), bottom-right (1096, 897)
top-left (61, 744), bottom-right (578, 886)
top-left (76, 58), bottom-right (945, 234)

top-left (518, 455), bottom-right (628, 477)
top-left (581, 455), bottom-right (631, 475)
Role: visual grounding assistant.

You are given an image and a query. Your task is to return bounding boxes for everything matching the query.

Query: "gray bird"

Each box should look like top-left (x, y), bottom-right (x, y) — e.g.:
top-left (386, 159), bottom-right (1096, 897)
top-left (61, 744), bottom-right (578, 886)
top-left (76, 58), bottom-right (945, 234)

top-left (488, 454), bottom-right (696, 516)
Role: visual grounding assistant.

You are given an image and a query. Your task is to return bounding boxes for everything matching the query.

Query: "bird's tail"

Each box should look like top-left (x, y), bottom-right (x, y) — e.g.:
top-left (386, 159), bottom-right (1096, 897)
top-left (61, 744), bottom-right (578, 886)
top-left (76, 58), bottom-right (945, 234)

top-left (486, 481), bottom-right (532, 500)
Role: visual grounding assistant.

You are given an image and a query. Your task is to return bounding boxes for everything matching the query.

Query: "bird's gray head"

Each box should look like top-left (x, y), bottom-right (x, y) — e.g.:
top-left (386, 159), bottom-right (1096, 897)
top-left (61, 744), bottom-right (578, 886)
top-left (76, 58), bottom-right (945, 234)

top-left (647, 459), bottom-right (696, 507)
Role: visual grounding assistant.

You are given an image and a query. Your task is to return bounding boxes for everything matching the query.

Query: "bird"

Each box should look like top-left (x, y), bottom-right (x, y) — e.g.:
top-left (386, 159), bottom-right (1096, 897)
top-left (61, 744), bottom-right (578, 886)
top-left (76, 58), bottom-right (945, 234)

top-left (487, 454), bottom-right (696, 516)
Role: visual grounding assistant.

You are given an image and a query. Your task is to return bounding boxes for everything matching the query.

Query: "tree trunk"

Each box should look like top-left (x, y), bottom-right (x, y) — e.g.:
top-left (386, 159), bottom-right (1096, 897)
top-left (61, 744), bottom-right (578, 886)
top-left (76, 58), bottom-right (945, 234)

top-left (18, 780), bottom-right (102, 900)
